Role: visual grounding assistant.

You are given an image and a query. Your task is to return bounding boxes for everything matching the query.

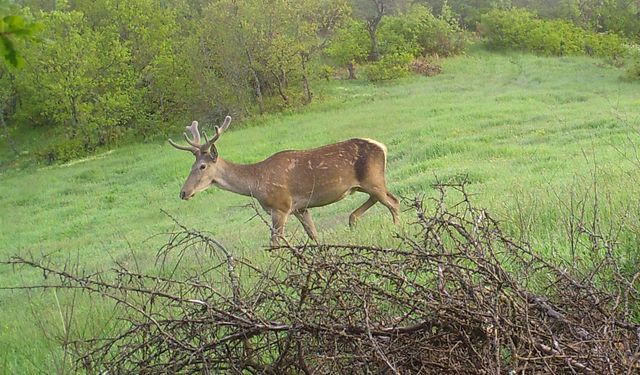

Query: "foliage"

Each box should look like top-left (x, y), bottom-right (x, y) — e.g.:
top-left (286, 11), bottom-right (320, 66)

top-left (0, 12), bottom-right (42, 68)
top-left (348, 4), bottom-right (467, 82)
top-left (421, 0), bottom-right (640, 42)
top-left (1, 0), bottom-right (350, 162)
top-left (70, 0), bottom-right (185, 124)
top-left (480, 8), bottom-right (627, 58)
top-left (325, 19), bottom-right (370, 66)
top-left (419, 0), bottom-right (511, 28)
top-left (376, 5), bottom-right (470, 59)
top-left (35, 138), bottom-right (87, 164)
top-left (13, 10), bottom-right (140, 150)
top-left (0, 0), bottom-right (636, 162)
top-left (625, 44), bottom-right (640, 80)
top-left (364, 52), bottom-right (412, 81)
top-left (350, 0), bottom-right (412, 60)
top-left (567, 0), bottom-right (640, 40)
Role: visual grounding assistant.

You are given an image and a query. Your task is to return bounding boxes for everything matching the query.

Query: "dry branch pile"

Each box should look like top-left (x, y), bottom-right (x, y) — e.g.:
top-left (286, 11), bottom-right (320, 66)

top-left (3, 183), bottom-right (640, 374)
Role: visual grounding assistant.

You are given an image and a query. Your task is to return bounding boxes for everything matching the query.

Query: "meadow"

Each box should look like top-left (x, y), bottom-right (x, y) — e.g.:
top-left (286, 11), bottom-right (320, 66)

top-left (1, 48), bottom-right (640, 372)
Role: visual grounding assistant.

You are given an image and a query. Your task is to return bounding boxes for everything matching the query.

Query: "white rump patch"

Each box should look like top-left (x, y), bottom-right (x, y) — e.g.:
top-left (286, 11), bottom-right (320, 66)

top-left (359, 138), bottom-right (388, 167)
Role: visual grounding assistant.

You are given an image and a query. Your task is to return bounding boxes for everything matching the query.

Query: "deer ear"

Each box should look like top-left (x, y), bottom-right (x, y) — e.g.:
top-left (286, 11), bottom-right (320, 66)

top-left (209, 143), bottom-right (218, 162)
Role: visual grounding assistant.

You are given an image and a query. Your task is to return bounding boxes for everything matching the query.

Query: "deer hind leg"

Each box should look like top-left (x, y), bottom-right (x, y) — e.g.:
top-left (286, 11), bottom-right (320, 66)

top-left (369, 188), bottom-right (400, 225)
top-left (294, 209), bottom-right (318, 242)
top-left (270, 209), bottom-right (290, 247)
top-left (349, 196), bottom-right (377, 228)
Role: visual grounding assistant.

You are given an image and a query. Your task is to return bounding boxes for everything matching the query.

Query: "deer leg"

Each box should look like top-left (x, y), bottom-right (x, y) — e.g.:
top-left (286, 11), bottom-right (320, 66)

top-left (294, 209), bottom-right (318, 242)
top-left (349, 196), bottom-right (377, 228)
top-left (270, 210), bottom-right (290, 247)
top-left (370, 189), bottom-right (400, 225)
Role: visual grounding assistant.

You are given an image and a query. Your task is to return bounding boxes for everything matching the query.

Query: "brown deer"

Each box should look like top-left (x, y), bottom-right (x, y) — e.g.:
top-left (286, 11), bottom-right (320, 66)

top-left (169, 116), bottom-right (399, 246)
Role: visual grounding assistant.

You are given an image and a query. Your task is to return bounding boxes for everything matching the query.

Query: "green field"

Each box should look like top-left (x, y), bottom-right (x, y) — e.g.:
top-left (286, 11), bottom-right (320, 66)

top-left (1, 49), bottom-right (640, 373)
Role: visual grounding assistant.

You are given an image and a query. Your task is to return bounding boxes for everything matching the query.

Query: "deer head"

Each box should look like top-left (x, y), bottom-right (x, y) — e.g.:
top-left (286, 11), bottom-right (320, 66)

top-left (169, 116), bottom-right (232, 200)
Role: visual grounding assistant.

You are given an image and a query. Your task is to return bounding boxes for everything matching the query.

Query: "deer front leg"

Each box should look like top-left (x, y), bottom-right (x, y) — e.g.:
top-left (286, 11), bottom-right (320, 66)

top-left (270, 209), bottom-right (290, 247)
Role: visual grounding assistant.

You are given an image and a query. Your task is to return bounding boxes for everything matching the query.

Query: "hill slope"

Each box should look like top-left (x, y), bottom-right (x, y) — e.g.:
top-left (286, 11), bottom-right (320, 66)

top-left (1, 50), bottom-right (640, 372)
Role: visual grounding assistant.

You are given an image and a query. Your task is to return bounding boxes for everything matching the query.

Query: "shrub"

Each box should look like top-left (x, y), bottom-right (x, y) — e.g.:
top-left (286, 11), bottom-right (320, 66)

top-left (377, 15), bottom-right (421, 57)
top-left (410, 6), bottom-right (470, 57)
top-left (480, 8), bottom-right (535, 51)
top-left (364, 52), bottom-right (412, 82)
top-left (625, 45), bottom-right (640, 80)
top-left (36, 138), bottom-right (89, 164)
top-left (584, 32), bottom-right (627, 58)
top-left (480, 8), bottom-right (628, 59)
top-left (379, 5), bottom-right (470, 58)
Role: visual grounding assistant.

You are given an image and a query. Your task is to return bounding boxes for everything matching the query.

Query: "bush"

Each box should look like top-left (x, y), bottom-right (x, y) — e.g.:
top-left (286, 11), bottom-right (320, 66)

top-left (584, 32), bottom-right (627, 58)
top-left (364, 52), bottom-right (412, 82)
top-left (379, 5), bottom-right (470, 58)
top-left (8, 183), bottom-right (640, 373)
top-left (410, 6), bottom-right (470, 57)
top-left (625, 45), bottom-right (640, 80)
top-left (479, 8), bottom-right (535, 51)
top-left (480, 8), bottom-right (628, 59)
top-left (36, 138), bottom-right (89, 164)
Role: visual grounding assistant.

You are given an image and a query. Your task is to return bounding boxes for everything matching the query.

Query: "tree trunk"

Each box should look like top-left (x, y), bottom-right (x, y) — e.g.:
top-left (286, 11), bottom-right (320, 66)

top-left (0, 110), bottom-right (18, 156)
top-left (272, 71), bottom-right (289, 105)
top-left (244, 49), bottom-right (264, 114)
top-left (301, 52), bottom-right (312, 104)
top-left (70, 95), bottom-right (79, 138)
top-left (366, 1), bottom-right (384, 62)
top-left (368, 26), bottom-right (381, 61)
top-left (251, 68), bottom-right (265, 114)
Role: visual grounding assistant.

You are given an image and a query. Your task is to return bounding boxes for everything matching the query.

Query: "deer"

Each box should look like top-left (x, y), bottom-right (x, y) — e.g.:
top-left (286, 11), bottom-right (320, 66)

top-left (169, 116), bottom-right (400, 246)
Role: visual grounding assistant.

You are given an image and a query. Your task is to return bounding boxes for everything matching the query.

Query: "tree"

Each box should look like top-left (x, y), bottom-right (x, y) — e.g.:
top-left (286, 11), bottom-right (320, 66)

top-left (14, 10), bottom-right (140, 146)
top-left (0, 63), bottom-right (18, 155)
top-left (287, 0), bottom-right (350, 102)
top-left (0, 2), bottom-right (42, 68)
top-left (351, 0), bottom-right (410, 61)
top-left (69, 0), bottom-right (185, 124)
top-left (195, 0), bottom-right (348, 112)
top-left (326, 19), bottom-right (369, 78)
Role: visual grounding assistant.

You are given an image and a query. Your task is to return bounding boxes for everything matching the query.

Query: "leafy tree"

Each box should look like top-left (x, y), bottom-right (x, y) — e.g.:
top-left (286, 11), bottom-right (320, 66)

top-left (194, 0), bottom-right (347, 113)
top-left (350, 0), bottom-right (410, 61)
top-left (417, 0), bottom-right (510, 28)
top-left (14, 10), bottom-right (140, 147)
top-left (0, 1), bottom-right (42, 68)
top-left (68, 0), bottom-right (185, 125)
top-left (326, 19), bottom-right (370, 78)
top-left (0, 63), bottom-right (18, 155)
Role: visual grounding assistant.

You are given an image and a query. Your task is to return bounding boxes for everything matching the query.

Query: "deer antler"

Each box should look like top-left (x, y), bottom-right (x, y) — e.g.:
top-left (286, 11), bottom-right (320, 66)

top-left (169, 117), bottom-right (232, 154)
top-left (184, 121), bottom-right (201, 147)
top-left (208, 116), bottom-right (232, 145)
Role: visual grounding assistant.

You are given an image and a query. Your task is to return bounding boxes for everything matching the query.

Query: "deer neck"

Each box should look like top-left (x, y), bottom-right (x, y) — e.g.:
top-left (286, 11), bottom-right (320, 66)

top-left (213, 158), bottom-right (260, 197)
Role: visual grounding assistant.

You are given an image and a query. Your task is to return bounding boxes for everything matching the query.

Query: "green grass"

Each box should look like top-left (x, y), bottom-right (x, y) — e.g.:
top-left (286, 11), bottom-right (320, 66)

top-left (1, 49), bottom-right (640, 373)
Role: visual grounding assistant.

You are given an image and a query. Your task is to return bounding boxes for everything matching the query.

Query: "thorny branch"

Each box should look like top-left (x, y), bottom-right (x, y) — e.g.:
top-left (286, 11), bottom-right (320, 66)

top-left (2, 182), bottom-right (639, 374)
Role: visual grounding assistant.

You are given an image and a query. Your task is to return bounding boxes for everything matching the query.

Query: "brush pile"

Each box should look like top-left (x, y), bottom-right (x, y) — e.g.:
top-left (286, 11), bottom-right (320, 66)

top-left (4, 183), bottom-right (639, 374)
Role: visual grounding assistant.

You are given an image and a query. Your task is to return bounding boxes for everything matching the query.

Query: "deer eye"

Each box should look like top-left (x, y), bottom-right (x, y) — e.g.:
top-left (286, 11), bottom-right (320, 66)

top-left (199, 164), bottom-right (206, 170)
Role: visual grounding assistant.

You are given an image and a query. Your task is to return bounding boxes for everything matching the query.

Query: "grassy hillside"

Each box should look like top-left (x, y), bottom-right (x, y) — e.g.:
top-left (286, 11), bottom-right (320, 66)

top-left (1, 49), bottom-right (640, 372)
